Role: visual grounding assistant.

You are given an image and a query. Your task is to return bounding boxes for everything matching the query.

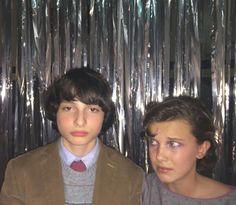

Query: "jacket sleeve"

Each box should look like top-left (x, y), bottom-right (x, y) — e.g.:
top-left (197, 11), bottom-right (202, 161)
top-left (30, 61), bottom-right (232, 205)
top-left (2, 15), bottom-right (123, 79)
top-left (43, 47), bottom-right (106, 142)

top-left (0, 160), bottom-right (25, 205)
top-left (128, 169), bottom-right (145, 205)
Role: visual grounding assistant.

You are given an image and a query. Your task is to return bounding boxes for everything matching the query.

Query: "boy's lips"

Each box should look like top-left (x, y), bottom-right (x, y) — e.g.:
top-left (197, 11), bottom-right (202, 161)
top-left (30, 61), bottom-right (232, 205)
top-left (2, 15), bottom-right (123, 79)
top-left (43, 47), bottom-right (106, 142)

top-left (70, 131), bottom-right (88, 137)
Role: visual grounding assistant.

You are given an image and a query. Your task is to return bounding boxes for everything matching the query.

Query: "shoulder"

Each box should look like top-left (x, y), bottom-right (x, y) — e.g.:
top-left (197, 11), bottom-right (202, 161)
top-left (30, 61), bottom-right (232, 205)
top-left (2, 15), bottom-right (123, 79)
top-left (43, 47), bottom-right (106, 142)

top-left (143, 172), bottom-right (160, 190)
top-left (228, 186), bottom-right (236, 196)
top-left (100, 142), bottom-right (144, 174)
top-left (7, 141), bottom-right (58, 169)
top-left (200, 179), bottom-right (236, 204)
top-left (141, 173), bottom-right (161, 205)
top-left (198, 176), bottom-right (234, 198)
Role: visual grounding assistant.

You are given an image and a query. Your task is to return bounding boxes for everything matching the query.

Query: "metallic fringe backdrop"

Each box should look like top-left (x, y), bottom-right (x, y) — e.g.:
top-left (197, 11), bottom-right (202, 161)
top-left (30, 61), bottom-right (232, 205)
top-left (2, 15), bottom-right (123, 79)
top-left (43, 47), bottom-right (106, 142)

top-left (0, 0), bottom-right (236, 187)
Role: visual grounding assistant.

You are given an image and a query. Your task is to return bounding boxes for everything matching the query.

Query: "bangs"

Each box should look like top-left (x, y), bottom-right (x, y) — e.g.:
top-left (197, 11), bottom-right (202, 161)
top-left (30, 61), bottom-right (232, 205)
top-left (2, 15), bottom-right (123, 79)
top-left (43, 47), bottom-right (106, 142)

top-left (44, 67), bottom-right (115, 133)
top-left (57, 79), bottom-right (109, 111)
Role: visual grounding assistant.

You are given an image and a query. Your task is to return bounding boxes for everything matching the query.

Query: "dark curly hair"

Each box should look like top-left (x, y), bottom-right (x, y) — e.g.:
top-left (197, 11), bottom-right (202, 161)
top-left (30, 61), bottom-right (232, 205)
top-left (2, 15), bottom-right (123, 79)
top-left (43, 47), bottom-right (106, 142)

top-left (44, 67), bottom-right (116, 134)
top-left (143, 95), bottom-right (217, 177)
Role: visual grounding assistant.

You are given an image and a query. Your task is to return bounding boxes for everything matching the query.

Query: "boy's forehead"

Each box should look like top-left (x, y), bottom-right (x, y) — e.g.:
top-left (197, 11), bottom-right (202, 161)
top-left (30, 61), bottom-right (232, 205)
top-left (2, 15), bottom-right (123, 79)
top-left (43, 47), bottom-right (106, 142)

top-left (60, 99), bottom-right (101, 107)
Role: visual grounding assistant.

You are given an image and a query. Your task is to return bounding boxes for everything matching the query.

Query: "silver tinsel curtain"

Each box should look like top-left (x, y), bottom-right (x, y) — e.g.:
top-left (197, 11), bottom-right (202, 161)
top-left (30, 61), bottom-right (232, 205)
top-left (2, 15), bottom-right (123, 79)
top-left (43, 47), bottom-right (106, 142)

top-left (0, 0), bottom-right (235, 187)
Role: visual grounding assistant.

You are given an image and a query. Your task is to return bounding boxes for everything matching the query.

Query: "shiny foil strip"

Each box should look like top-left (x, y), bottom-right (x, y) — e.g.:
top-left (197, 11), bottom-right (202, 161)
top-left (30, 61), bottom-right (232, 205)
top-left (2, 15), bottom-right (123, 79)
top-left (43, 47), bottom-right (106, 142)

top-left (0, 0), bottom-right (236, 186)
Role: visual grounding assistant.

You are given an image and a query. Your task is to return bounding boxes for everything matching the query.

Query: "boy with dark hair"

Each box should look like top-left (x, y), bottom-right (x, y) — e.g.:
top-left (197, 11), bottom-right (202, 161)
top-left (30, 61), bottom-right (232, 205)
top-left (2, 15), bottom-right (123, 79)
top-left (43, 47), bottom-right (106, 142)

top-left (0, 67), bottom-right (144, 205)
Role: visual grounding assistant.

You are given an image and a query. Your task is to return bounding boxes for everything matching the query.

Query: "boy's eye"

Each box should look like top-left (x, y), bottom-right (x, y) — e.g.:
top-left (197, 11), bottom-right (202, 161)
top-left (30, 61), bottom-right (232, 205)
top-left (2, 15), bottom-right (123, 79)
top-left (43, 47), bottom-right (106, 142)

top-left (90, 107), bottom-right (99, 112)
top-left (62, 106), bottom-right (72, 111)
top-left (88, 105), bottom-right (102, 112)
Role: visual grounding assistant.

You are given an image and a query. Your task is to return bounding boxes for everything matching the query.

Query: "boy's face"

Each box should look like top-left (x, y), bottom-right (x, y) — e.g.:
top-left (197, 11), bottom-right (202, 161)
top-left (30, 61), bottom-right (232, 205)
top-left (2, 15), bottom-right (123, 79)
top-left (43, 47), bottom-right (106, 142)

top-left (56, 99), bottom-right (104, 156)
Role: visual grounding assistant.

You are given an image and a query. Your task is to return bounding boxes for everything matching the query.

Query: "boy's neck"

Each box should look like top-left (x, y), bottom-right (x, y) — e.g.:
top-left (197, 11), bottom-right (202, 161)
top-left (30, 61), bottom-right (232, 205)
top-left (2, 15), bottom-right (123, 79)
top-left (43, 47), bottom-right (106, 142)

top-left (62, 138), bottom-right (97, 157)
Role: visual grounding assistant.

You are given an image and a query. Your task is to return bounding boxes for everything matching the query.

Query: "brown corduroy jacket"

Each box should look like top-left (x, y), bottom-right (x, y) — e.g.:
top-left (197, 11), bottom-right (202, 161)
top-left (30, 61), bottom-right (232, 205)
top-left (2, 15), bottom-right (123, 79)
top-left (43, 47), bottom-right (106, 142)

top-left (0, 140), bottom-right (144, 205)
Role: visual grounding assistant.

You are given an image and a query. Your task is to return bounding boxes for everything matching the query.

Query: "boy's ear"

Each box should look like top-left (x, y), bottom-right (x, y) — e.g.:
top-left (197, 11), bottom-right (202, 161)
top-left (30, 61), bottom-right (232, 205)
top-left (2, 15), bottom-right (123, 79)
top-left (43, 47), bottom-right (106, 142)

top-left (196, 140), bottom-right (211, 159)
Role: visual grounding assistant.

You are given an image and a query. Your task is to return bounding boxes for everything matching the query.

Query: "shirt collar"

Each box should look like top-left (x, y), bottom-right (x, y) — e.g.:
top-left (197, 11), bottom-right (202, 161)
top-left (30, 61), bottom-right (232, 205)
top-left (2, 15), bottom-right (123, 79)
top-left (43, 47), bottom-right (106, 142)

top-left (59, 138), bottom-right (100, 169)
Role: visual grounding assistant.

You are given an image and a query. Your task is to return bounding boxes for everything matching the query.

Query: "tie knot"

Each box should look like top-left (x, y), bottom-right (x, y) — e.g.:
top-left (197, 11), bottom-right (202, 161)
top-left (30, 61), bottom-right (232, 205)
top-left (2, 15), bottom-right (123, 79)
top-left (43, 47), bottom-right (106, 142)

top-left (70, 160), bottom-right (87, 172)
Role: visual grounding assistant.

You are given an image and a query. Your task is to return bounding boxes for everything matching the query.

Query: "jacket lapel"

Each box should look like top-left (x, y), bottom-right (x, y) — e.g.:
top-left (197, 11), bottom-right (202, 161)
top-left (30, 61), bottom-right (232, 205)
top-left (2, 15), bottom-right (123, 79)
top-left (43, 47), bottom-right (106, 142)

top-left (40, 140), bottom-right (65, 205)
top-left (92, 142), bottom-right (117, 205)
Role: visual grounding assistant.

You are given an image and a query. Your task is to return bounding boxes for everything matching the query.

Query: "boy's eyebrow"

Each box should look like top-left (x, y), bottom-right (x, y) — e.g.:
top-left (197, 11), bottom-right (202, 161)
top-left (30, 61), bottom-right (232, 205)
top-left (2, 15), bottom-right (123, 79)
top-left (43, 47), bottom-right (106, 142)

top-left (60, 101), bottom-right (76, 105)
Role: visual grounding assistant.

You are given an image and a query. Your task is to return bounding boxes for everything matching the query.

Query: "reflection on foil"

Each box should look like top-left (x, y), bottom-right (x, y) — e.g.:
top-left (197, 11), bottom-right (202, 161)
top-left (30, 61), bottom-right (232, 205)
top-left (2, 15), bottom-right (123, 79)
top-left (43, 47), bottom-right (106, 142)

top-left (0, 0), bottom-right (235, 186)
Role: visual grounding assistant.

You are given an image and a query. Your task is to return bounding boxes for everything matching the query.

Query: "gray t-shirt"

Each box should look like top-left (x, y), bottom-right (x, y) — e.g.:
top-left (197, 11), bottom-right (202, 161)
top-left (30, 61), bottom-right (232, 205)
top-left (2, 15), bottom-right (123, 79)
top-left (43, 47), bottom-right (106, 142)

top-left (141, 173), bottom-right (236, 205)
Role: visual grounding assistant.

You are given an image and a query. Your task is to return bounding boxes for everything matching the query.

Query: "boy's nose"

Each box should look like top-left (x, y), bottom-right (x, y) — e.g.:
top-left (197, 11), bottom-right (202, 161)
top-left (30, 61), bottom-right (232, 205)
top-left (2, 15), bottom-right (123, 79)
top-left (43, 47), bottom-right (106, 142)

top-left (74, 111), bottom-right (86, 126)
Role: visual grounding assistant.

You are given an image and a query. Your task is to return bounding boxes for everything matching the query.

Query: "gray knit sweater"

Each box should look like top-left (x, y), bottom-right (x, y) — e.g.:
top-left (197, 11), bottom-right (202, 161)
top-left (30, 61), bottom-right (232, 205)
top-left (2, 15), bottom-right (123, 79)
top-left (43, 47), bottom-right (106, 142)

top-left (61, 160), bottom-right (97, 205)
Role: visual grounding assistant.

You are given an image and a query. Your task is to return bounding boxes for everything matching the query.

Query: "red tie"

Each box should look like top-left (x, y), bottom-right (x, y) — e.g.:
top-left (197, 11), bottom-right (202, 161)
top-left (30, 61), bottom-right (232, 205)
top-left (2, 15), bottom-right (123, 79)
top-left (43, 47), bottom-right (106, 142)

top-left (70, 160), bottom-right (87, 172)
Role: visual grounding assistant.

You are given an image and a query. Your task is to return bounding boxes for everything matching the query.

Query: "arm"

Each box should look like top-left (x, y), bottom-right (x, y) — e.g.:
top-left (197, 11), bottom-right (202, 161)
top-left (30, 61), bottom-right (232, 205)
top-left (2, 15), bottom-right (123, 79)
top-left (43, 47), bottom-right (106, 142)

top-left (0, 160), bottom-right (25, 205)
top-left (128, 169), bottom-right (145, 205)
